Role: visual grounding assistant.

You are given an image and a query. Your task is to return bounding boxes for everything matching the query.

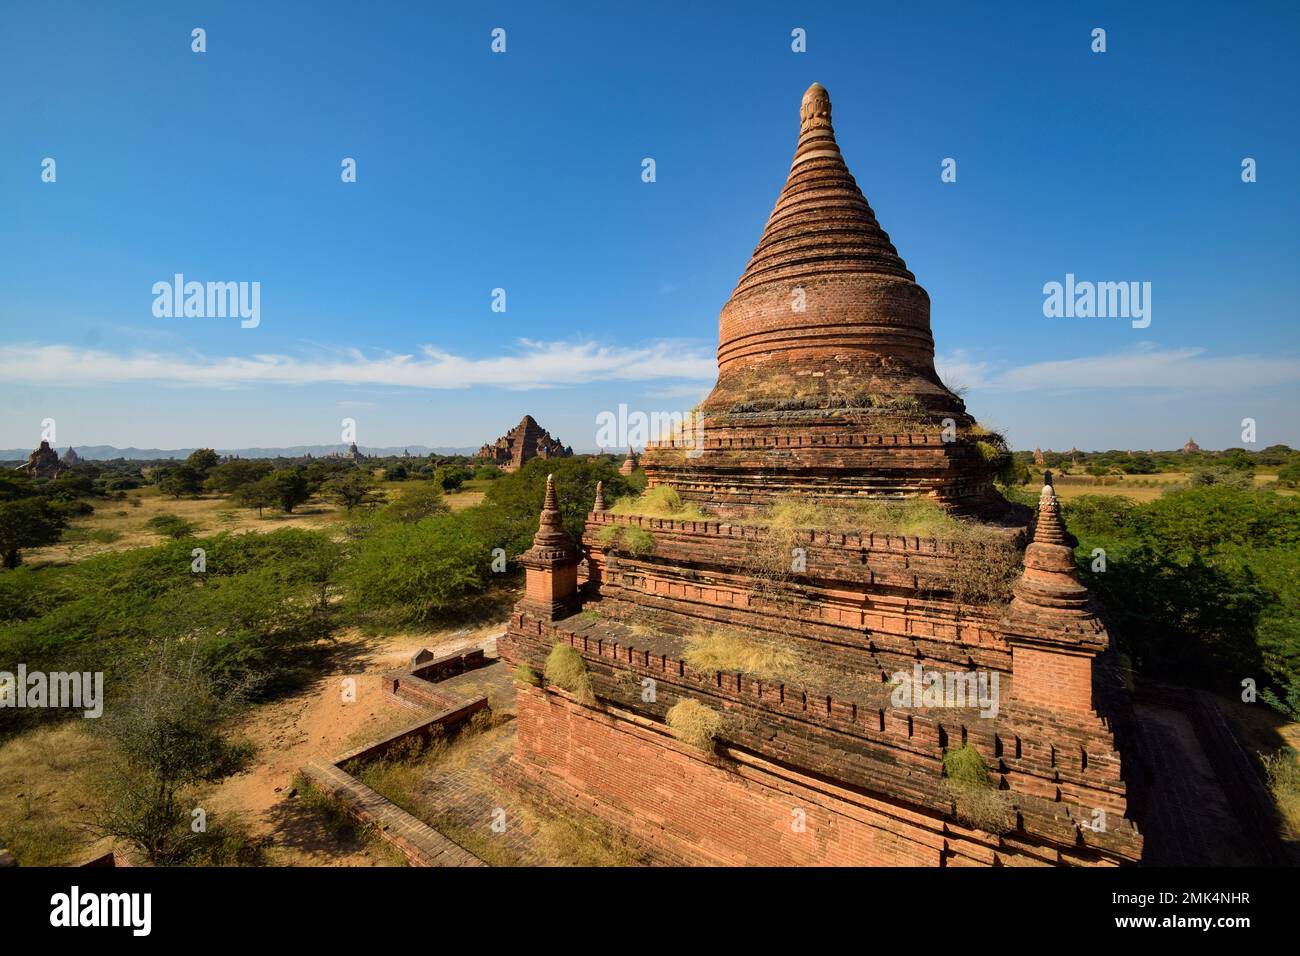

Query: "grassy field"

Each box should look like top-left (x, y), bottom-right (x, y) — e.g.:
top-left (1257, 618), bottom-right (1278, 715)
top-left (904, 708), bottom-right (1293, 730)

top-left (1043, 471), bottom-right (1286, 502)
top-left (26, 480), bottom-right (487, 566)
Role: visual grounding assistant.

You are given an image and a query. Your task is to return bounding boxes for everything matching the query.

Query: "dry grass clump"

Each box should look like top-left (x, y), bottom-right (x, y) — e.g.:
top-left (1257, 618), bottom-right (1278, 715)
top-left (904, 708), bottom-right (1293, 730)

top-left (666, 699), bottom-right (725, 750)
top-left (683, 629), bottom-right (798, 681)
top-left (942, 744), bottom-right (1014, 834)
top-left (1260, 747), bottom-right (1300, 838)
top-left (757, 496), bottom-right (1002, 544)
top-left (597, 523), bottom-right (656, 557)
top-left (533, 817), bottom-right (647, 866)
top-left (609, 485), bottom-right (706, 520)
top-left (512, 664), bottom-right (542, 687)
top-left (544, 642), bottom-right (594, 702)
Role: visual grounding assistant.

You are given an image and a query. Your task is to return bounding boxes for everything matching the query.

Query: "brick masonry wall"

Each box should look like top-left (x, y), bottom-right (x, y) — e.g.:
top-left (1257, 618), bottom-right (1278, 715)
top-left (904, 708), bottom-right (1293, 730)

top-left (510, 684), bottom-right (1120, 867)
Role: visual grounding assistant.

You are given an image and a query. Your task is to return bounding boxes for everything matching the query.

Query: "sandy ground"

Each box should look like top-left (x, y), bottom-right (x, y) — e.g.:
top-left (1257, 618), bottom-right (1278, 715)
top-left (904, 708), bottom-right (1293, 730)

top-left (195, 621), bottom-right (507, 866)
top-left (0, 621), bottom-right (508, 867)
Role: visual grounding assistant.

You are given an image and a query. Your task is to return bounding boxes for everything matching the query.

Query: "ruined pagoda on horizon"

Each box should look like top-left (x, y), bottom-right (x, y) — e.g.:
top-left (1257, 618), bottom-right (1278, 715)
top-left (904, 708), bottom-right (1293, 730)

top-left (498, 84), bottom-right (1144, 866)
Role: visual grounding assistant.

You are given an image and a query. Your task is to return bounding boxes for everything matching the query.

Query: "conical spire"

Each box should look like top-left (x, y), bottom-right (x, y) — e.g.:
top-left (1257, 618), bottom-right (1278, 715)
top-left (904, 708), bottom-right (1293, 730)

top-left (1006, 471), bottom-right (1096, 626)
top-left (727, 82), bottom-right (914, 305)
top-left (707, 83), bottom-right (953, 413)
top-left (1030, 471), bottom-right (1070, 547)
top-left (531, 474), bottom-right (572, 550)
top-left (593, 480), bottom-right (607, 512)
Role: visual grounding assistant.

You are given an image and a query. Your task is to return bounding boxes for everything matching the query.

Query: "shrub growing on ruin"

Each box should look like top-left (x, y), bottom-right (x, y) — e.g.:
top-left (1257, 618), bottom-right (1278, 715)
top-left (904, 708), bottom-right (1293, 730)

top-left (666, 699), bottom-right (724, 751)
top-left (609, 485), bottom-right (705, 520)
top-left (942, 743), bottom-right (1014, 834)
top-left (544, 642), bottom-right (594, 702)
top-left (513, 664), bottom-right (542, 687)
top-left (943, 743), bottom-right (991, 788)
top-left (597, 524), bottom-right (656, 557)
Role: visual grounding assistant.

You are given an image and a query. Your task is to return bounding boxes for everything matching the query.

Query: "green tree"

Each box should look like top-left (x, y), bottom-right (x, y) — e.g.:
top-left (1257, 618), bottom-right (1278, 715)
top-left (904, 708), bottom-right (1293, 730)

top-left (342, 511), bottom-right (493, 624)
top-left (204, 460), bottom-right (273, 494)
top-left (1277, 460), bottom-right (1300, 489)
top-left (185, 448), bottom-right (221, 476)
top-left (380, 484), bottom-right (449, 524)
top-left (266, 470), bottom-right (311, 513)
top-left (0, 498), bottom-right (67, 568)
top-left (433, 464), bottom-right (470, 491)
top-left (324, 471), bottom-right (383, 512)
top-left (158, 465), bottom-right (205, 498)
top-left (232, 478), bottom-right (278, 518)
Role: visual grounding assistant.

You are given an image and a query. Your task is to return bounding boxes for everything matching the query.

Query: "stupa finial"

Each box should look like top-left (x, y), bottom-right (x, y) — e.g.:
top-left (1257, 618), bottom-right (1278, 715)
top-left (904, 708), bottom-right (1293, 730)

top-left (800, 82), bottom-right (832, 132)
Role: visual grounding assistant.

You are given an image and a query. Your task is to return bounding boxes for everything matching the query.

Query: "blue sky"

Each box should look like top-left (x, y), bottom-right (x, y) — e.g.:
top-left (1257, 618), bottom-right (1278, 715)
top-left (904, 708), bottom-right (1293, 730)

top-left (2, 0), bottom-right (1297, 453)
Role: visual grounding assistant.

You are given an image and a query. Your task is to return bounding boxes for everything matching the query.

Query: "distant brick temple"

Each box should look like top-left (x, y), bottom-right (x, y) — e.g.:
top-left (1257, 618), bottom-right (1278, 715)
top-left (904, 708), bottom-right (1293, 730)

top-left (15, 440), bottom-right (62, 479)
top-left (478, 415), bottom-right (572, 472)
top-left (1181, 437), bottom-right (1201, 454)
top-left (498, 85), bottom-right (1143, 866)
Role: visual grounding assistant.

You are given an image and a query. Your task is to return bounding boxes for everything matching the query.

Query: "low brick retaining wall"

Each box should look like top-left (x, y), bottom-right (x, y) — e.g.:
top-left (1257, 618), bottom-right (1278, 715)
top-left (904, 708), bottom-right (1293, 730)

top-left (301, 760), bottom-right (484, 867)
top-left (298, 640), bottom-right (502, 866)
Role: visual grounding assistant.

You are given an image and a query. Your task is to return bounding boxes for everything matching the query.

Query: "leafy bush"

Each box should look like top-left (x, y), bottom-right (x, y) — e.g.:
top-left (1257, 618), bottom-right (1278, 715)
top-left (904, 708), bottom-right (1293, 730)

top-left (379, 484), bottom-right (449, 524)
top-left (340, 511), bottom-right (492, 626)
top-left (0, 528), bottom-right (345, 734)
top-left (145, 514), bottom-right (198, 539)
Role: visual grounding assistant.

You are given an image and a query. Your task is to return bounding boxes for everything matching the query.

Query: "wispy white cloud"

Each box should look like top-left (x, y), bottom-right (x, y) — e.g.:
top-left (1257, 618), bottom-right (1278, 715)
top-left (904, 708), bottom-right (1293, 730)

top-left (0, 340), bottom-right (717, 391)
top-left (938, 344), bottom-right (1300, 393)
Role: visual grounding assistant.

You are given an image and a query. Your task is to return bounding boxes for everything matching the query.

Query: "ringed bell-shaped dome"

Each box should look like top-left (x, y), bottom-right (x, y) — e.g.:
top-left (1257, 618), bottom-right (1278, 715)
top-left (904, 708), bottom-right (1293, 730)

top-left (708, 83), bottom-right (952, 412)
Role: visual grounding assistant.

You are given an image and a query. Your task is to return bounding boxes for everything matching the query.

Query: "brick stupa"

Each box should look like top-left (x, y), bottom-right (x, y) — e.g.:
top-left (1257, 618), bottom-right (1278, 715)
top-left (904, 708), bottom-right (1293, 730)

top-left (499, 84), bottom-right (1143, 867)
top-left (645, 83), bottom-right (1011, 520)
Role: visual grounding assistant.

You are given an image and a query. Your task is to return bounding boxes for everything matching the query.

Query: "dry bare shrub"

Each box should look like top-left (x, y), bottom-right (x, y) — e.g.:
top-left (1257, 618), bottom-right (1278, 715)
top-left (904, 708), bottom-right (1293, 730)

top-left (666, 698), bottom-right (724, 750)
top-left (949, 784), bottom-right (1015, 834)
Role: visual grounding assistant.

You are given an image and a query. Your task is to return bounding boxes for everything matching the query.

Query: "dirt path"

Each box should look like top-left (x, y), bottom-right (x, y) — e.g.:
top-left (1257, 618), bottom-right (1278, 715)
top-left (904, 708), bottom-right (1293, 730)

top-left (197, 622), bottom-right (505, 866)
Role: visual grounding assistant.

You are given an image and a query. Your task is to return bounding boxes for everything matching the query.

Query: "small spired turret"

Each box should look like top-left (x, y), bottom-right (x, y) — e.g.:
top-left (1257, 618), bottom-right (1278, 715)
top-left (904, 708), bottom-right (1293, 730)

top-left (593, 480), bottom-right (608, 512)
top-left (519, 475), bottom-right (580, 620)
top-left (619, 448), bottom-right (638, 476)
top-left (1003, 472), bottom-right (1108, 715)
